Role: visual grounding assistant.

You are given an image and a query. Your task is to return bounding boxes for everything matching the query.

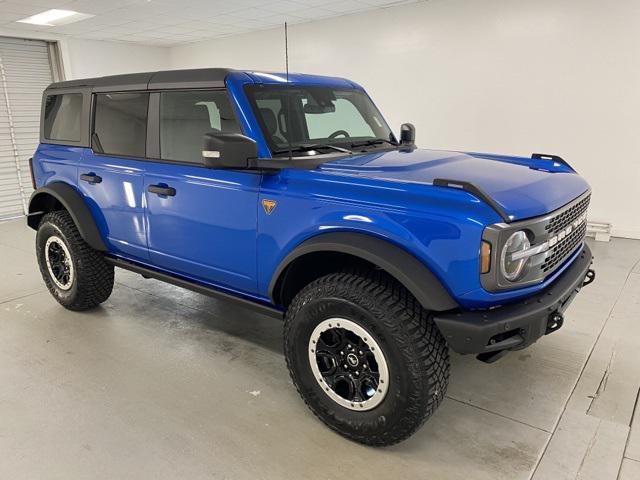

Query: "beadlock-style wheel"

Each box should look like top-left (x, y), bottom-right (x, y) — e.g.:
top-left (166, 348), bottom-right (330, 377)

top-left (44, 235), bottom-right (74, 290)
top-left (284, 271), bottom-right (450, 446)
top-left (309, 318), bottom-right (389, 411)
top-left (36, 210), bottom-right (114, 311)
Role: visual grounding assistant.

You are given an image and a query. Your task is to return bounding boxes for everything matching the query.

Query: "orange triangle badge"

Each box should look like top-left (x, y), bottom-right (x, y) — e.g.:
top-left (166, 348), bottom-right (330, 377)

top-left (262, 199), bottom-right (277, 215)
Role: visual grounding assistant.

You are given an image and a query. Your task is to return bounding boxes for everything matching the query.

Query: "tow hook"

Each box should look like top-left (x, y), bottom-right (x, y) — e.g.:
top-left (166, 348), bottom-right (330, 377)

top-left (582, 268), bottom-right (595, 287)
top-left (546, 312), bottom-right (564, 334)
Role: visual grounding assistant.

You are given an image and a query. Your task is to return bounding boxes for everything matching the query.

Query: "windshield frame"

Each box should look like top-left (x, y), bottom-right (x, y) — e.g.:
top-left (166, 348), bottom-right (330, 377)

top-left (244, 84), bottom-right (397, 157)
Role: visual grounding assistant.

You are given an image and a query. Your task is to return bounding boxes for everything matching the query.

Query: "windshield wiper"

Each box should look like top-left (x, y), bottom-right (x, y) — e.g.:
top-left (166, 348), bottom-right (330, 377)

top-left (350, 139), bottom-right (398, 149)
top-left (273, 144), bottom-right (352, 155)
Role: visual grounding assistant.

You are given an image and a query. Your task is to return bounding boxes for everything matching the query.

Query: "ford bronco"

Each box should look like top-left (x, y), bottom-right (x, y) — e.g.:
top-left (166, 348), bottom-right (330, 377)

top-left (28, 68), bottom-right (595, 446)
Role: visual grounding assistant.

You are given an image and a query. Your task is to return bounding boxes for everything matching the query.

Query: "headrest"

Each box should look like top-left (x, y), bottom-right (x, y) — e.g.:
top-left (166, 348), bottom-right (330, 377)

top-left (259, 108), bottom-right (278, 135)
top-left (170, 103), bottom-right (211, 122)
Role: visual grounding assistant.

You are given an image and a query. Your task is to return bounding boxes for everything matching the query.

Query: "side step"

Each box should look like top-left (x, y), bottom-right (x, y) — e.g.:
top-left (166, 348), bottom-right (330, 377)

top-left (105, 256), bottom-right (284, 319)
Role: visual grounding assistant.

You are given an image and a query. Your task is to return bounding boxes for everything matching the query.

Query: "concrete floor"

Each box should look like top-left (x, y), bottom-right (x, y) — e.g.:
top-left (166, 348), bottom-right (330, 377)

top-left (1, 218), bottom-right (639, 480)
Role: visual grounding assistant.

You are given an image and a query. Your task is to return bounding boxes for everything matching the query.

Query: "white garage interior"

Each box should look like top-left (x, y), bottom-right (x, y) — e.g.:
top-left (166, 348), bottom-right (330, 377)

top-left (0, 37), bottom-right (61, 218)
top-left (0, 0), bottom-right (639, 478)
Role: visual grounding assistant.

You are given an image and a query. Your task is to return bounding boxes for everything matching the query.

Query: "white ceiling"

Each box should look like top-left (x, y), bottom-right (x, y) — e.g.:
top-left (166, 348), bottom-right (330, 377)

top-left (0, 0), bottom-right (422, 46)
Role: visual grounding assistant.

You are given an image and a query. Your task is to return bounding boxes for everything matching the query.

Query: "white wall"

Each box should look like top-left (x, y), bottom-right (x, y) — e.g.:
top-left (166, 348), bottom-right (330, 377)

top-left (61, 38), bottom-right (170, 79)
top-left (0, 28), bottom-right (170, 80)
top-left (169, 0), bottom-right (640, 239)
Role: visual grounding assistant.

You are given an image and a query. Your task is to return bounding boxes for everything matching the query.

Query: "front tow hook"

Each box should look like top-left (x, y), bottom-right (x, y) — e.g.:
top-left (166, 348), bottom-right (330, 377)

top-left (582, 268), bottom-right (596, 287)
top-left (546, 312), bottom-right (564, 334)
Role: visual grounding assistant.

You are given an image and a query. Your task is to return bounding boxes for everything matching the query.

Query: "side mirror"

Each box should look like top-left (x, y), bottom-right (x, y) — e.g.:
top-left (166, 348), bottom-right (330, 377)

top-left (202, 132), bottom-right (258, 169)
top-left (400, 123), bottom-right (416, 146)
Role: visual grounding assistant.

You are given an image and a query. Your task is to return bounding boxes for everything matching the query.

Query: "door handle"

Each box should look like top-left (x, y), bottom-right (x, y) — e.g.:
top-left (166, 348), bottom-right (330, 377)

top-left (80, 173), bottom-right (102, 184)
top-left (148, 184), bottom-right (176, 197)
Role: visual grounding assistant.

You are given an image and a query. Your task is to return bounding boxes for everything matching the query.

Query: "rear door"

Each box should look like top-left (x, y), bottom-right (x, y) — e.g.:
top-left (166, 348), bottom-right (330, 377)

top-left (143, 89), bottom-right (260, 294)
top-left (77, 92), bottom-right (149, 261)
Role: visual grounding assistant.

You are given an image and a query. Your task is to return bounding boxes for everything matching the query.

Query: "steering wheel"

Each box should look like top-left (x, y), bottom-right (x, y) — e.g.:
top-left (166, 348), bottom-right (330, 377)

top-left (328, 130), bottom-right (350, 139)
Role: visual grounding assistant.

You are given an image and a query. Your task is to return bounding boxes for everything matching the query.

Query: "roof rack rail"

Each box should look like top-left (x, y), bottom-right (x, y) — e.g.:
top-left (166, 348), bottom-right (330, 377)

top-left (433, 178), bottom-right (511, 223)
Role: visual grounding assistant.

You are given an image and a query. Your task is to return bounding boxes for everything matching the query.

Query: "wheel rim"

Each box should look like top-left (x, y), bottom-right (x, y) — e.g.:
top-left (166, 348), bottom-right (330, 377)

top-left (309, 318), bottom-right (389, 411)
top-left (45, 235), bottom-right (74, 291)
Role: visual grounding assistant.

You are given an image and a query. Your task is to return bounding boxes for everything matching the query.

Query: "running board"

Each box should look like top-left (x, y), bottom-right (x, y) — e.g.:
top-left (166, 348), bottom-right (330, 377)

top-left (105, 256), bottom-right (284, 319)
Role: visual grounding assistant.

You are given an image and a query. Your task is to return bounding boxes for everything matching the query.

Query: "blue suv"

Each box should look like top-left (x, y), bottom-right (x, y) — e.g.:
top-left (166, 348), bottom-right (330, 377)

top-left (28, 68), bottom-right (595, 446)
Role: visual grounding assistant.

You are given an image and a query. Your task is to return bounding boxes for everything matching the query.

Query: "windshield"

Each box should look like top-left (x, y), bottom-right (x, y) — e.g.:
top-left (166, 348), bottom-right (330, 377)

top-left (245, 85), bottom-right (396, 156)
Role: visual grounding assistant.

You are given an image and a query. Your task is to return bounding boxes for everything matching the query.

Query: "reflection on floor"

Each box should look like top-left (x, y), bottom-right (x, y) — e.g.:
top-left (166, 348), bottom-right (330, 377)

top-left (1, 218), bottom-right (639, 479)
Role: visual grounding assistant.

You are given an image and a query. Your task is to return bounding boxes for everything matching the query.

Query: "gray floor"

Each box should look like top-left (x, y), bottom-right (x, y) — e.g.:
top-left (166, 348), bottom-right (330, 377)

top-left (1, 218), bottom-right (639, 480)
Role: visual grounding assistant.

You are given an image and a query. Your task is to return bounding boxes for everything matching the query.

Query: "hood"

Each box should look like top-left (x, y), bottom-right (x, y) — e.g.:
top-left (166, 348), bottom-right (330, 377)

top-left (319, 149), bottom-right (590, 221)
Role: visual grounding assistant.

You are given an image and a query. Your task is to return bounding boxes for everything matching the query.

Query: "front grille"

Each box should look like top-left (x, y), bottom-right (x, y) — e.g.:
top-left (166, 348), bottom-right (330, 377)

top-left (545, 194), bottom-right (591, 235)
top-left (481, 190), bottom-right (591, 291)
top-left (541, 221), bottom-right (587, 273)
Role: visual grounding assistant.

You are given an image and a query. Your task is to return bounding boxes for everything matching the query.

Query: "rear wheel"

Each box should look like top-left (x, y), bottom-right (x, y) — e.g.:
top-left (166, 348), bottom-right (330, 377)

top-left (36, 210), bottom-right (114, 311)
top-left (284, 271), bottom-right (449, 446)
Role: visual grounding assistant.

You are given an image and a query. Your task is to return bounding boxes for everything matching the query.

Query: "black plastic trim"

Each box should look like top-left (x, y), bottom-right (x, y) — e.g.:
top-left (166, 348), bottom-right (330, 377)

top-left (27, 182), bottom-right (107, 251)
top-left (106, 257), bottom-right (283, 319)
top-left (269, 232), bottom-right (459, 312)
top-left (148, 69), bottom-right (230, 90)
top-left (532, 152), bottom-right (575, 172)
top-left (433, 244), bottom-right (593, 355)
top-left (433, 178), bottom-right (511, 223)
top-left (146, 92), bottom-right (160, 159)
top-left (45, 68), bottom-right (234, 93)
top-left (250, 153), bottom-right (351, 170)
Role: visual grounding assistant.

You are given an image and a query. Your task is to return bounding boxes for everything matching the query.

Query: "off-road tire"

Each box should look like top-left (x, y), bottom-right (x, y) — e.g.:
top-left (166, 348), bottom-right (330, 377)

top-left (36, 210), bottom-right (114, 310)
top-left (284, 271), bottom-right (450, 446)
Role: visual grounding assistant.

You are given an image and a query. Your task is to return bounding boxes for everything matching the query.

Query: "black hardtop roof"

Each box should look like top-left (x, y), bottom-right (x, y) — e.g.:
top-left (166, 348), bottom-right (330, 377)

top-left (46, 68), bottom-right (236, 92)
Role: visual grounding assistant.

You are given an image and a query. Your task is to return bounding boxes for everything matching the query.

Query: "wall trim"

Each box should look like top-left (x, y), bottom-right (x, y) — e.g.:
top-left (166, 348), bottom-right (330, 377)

top-left (611, 228), bottom-right (640, 240)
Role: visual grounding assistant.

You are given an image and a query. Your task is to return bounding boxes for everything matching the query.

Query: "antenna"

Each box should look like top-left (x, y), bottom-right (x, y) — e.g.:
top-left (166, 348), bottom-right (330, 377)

top-left (284, 22), bottom-right (292, 160)
top-left (284, 22), bottom-right (289, 80)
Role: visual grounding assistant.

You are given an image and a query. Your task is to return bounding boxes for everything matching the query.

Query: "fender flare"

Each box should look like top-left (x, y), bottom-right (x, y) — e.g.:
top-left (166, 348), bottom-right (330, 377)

top-left (27, 182), bottom-right (107, 251)
top-left (269, 232), bottom-right (459, 312)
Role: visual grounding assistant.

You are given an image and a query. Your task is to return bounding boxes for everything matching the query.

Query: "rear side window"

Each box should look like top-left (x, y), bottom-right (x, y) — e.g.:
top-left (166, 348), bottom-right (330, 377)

top-left (93, 92), bottom-right (149, 157)
top-left (43, 94), bottom-right (83, 142)
top-left (160, 90), bottom-right (240, 163)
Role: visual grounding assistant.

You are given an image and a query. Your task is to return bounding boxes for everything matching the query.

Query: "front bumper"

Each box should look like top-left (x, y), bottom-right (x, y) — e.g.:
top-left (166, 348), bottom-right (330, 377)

top-left (433, 244), bottom-right (594, 356)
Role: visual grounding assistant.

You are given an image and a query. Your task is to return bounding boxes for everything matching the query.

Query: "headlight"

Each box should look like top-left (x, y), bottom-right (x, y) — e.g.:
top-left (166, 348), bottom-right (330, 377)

top-left (500, 231), bottom-right (531, 281)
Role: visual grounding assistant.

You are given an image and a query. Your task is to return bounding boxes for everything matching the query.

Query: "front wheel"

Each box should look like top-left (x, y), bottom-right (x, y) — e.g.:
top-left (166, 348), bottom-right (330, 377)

top-left (284, 271), bottom-right (450, 446)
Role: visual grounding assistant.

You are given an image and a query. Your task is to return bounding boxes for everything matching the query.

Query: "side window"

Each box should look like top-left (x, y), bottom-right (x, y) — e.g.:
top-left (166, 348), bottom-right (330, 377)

top-left (304, 98), bottom-right (374, 139)
top-left (93, 92), bottom-right (149, 157)
top-left (43, 93), bottom-right (83, 142)
top-left (160, 90), bottom-right (240, 163)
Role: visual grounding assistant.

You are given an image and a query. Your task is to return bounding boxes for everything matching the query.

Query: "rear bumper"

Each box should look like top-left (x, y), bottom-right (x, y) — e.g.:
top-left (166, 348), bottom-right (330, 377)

top-left (434, 244), bottom-right (594, 355)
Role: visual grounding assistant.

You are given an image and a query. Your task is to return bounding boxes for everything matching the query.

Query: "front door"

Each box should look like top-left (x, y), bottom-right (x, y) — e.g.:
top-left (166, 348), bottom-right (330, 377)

top-left (143, 89), bottom-right (260, 295)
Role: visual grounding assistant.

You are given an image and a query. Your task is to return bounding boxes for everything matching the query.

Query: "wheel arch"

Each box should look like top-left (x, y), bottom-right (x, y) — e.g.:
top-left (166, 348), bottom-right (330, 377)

top-left (27, 182), bottom-right (107, 251)
top-left (269, 232), bottom-right (458, 312)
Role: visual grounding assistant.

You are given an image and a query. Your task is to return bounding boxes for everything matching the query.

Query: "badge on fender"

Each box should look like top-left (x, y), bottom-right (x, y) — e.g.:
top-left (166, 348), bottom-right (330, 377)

top-left (262, 199), bottom-right (277, 215)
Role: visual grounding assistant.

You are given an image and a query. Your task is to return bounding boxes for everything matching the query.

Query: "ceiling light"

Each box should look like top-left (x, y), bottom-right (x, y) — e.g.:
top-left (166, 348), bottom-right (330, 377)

top-left (17, 9), bottom-right (94, 27)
